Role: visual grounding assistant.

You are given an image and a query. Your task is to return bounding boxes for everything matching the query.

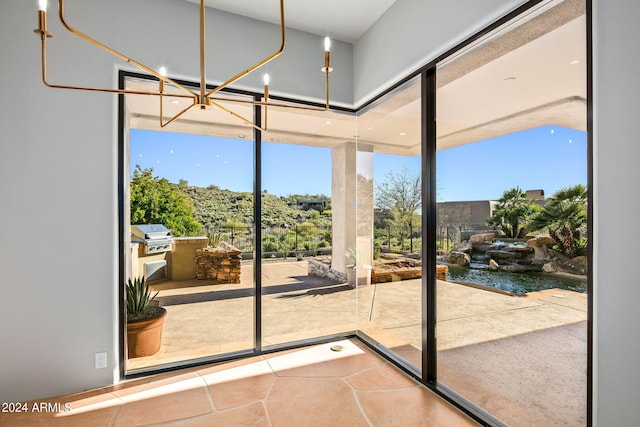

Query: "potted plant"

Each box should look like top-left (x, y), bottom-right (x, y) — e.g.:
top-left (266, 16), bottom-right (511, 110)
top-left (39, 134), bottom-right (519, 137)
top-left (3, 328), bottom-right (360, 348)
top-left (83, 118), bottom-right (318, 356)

top-left (126, 276), bottom-right (167, 358)
top-left (345, 248), bottom-right (372, 286)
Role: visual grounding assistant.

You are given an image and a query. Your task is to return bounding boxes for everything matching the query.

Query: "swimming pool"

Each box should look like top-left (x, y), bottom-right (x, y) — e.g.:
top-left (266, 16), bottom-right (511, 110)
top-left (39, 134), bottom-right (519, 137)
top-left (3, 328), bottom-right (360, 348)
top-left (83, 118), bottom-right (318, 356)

top-left (446, 265), bottom-right (587, 295)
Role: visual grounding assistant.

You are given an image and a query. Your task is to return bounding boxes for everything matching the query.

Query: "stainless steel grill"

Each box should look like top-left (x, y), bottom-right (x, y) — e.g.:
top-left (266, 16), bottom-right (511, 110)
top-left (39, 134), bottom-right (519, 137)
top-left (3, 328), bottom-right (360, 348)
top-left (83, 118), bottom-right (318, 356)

top-left (131, 224), bottom-right (174, 254)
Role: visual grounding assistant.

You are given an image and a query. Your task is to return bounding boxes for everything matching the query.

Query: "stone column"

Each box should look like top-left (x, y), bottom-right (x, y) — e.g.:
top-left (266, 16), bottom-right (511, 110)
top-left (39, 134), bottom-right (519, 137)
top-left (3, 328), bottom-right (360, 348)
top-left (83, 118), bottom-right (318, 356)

top-left (331, 142), bottom-right (357, 274)
top-left (356, 145), bottom-right (374, 268)
top-left (331, 142), bottom-right (375, 273)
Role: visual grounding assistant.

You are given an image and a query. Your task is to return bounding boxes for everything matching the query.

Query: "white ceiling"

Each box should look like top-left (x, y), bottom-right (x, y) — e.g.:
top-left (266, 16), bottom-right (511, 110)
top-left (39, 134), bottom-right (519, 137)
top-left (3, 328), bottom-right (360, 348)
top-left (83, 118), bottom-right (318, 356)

top-left (183, 0), bottom-right (397, 43)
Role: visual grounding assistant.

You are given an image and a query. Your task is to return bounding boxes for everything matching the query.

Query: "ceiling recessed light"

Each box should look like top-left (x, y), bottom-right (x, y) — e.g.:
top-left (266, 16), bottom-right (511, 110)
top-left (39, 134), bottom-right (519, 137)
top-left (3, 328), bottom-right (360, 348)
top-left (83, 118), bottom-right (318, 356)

top-left (169, 99), bottom-right (181, 104)
top-left (503, 76), bottom-right (517, 82)
top-left (570, 59), bottom-right (580, 65)
top-left (238, 134), bottom-right (246, 139)
top-left (399, 132), bottom-right (407, 136)
top-left (324, 121), bottom-right (332, 125)
top-left (367, 127), bottom-right (373, 130)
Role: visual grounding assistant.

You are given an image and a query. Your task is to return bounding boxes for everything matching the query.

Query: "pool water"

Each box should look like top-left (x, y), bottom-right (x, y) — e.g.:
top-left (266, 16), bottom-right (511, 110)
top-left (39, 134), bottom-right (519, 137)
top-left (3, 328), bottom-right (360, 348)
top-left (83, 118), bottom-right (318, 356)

top-left (446, 265), bottom-right (587, 295)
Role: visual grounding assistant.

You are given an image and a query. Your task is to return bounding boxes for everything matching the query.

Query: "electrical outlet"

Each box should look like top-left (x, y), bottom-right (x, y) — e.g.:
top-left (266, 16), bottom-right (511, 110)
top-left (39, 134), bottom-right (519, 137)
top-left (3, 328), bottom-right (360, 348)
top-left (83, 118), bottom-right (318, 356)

top-left (95, 352), bottom-right (107, 369)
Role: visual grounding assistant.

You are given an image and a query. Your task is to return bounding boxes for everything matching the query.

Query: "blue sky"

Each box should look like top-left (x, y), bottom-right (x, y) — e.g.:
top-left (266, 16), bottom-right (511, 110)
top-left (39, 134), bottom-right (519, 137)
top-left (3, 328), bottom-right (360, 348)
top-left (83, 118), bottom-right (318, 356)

top-left (130, 125), bottom-right (586, 201)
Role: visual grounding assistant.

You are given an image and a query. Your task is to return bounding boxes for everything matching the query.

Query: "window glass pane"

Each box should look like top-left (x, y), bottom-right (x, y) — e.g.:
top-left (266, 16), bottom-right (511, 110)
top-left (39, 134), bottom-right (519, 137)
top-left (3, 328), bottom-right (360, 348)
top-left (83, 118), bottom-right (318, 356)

top-left (356, 75), bottom-right (423, 371)
top-left (435, 3), bottom-right (588, 424)
top-left (261, 107), bottom-right (358, 346)
top-left (125, 85), bottom-right (256, 370)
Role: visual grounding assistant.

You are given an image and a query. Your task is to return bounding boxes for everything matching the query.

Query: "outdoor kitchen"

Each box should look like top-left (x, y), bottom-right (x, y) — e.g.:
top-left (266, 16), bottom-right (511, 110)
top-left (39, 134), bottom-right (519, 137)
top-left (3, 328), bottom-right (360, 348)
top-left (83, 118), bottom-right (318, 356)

top-left (130, 224), bottom-right (209, 282)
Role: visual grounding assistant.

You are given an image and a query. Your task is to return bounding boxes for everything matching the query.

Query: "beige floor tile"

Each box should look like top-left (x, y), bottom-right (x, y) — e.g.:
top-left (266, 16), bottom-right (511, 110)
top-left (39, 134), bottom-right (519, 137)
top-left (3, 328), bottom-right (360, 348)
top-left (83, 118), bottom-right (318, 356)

top-left (112, 374), bottom-right (213, 426)
top-left (266, 377), bottom-right (369, 427)
top-left (346, 362), bottom-right (418, 390)
top-left (200, 359), bottom-right (276, 410)
top-left (150, 402), bottom-right (270, 427)
top-left (267, 339), bottom-right (383, 377)
top-left (357, 387), bottom-right (478, 426)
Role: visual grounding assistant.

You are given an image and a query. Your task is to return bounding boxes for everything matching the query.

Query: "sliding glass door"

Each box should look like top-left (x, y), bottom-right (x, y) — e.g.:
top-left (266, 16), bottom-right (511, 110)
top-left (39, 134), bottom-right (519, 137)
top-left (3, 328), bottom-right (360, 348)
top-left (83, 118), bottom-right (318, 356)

top-left (434, 2), bottom-right (588, 424)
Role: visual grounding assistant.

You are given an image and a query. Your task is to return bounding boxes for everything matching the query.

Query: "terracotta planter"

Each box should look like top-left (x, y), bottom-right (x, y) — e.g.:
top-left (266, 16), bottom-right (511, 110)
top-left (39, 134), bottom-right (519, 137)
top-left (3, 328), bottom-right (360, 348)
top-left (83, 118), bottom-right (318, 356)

top-left (127, 307), bottom-right (166, 358)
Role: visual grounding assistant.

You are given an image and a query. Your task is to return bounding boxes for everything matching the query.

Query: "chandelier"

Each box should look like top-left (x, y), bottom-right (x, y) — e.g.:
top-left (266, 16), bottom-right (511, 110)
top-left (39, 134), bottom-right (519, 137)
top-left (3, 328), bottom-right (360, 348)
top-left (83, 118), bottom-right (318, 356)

top-left (33, 0), bottom-right (333, 130)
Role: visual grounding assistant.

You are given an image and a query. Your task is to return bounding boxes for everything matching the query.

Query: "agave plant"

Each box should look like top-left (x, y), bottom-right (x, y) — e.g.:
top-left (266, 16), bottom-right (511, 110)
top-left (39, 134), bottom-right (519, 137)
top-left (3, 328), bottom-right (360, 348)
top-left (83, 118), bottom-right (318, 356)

top-left (126, 277), bottom-right (159, 316)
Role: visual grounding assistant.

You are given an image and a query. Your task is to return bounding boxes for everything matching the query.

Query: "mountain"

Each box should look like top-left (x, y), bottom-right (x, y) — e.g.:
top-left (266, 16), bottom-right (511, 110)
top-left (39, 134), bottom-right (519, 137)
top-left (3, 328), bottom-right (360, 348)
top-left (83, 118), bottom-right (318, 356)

top-left (179, 185), bottom-right (331, 230)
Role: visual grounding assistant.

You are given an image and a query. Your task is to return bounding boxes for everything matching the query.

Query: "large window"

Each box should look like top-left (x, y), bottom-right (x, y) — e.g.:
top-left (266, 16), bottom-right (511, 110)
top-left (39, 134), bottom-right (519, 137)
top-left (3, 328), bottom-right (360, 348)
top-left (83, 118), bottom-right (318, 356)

top-left (124, 86), bottom-right (258, 371)
top-left (120, 1), bottom-right (590, 423)
top-left (435, 2), bottom-right (588, 424)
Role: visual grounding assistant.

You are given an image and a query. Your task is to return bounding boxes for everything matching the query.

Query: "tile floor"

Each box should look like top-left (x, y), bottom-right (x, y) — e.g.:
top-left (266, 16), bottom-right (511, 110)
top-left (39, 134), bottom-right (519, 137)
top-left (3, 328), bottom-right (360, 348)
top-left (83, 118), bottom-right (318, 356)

top-left (0, 339), bottom-right (478, 427)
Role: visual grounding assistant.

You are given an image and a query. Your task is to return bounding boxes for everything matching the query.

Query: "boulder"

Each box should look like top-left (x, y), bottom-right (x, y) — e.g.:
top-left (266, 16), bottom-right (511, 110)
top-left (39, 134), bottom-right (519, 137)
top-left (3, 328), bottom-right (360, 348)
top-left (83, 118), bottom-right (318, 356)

top-left (498, 264), bottom-right (542, 272)
top-left (447, 251), bottom-right (471, 266)
top-left (527, 235), bottom-right (556, 248)
top-left (550, 251), bottom-right (587, 275)
top-left (470, 233), bottom-right (495, 244)
top-left (487, 250), bottom-right (526, 260)
top-left (472, 243), bottom-right (493, 253)
top-left (507, 245), bottom-right (534, 254)
top-left (452, 240), bottom-right (472, 253)
top-left (489, 259), bottom-right (499, 271)
top-left (529, 245), bottom-right (550, 260)
top-left (542, 262), bottom-right (556, 273)
top-left (571, 256), bottom-right (588, 270)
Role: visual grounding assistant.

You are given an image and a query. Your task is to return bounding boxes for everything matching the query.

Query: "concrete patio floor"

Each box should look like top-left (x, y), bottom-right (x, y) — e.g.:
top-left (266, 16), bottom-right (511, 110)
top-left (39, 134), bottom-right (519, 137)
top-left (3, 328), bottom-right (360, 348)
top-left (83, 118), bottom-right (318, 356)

top-left (129, 260), bottom-right (587, 426)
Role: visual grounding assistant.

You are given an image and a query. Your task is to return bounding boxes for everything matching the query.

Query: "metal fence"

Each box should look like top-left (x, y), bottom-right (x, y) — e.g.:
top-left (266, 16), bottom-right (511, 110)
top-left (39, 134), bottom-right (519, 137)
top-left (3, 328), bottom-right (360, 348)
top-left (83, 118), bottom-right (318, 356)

top-left (206, 224), bottom-right (332, 256)
top-left (207, 223), bottom-right (492, 256)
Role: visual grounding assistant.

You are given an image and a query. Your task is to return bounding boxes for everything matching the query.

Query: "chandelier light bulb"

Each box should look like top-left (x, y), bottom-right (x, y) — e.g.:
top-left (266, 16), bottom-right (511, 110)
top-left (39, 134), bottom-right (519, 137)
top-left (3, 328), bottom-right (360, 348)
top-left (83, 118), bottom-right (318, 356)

top-left (159, 66), bottom-right (167, 77)
top-left (324, 37), bottom-right (331, 52)
top-left (38, 0), bottom-right (47, 12)
top-left (263, 73), bottom-right (270, 86)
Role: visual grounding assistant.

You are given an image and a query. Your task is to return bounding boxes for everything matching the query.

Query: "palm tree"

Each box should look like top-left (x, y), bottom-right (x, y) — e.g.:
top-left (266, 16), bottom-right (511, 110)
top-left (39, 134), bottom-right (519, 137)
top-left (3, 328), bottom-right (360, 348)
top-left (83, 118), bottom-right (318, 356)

top-left (487, 187), bottom-right (540, 238)
top-left (528, 185), bottom-right (587, 258)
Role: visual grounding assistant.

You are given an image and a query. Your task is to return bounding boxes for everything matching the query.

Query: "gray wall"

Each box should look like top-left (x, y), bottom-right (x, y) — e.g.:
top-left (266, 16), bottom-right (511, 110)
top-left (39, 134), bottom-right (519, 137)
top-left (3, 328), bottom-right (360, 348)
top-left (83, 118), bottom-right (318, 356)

top-left (2, 0), bottom-right (639, 425)
top-left (353, 0), bottom-right (528, 105)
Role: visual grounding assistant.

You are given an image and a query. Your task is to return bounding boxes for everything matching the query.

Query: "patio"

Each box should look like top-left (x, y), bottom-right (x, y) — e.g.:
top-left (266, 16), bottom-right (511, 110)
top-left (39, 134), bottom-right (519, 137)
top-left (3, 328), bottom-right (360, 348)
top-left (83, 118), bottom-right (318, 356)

top-left (130, 260), bottom-right (587, 426)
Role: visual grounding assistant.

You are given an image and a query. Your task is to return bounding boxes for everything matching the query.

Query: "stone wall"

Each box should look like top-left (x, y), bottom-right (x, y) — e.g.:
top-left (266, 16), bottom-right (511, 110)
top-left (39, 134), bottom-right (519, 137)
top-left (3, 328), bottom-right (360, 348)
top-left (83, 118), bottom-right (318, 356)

top-left (195, 242), bottom-right (241, 283)
top-left (308, 256), bottom-right (347, 282)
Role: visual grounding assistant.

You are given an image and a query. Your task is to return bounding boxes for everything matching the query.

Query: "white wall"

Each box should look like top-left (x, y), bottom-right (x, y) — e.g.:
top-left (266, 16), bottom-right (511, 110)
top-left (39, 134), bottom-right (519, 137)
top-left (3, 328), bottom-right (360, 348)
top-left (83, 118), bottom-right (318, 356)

top-left (0, 0), bottom-right (352, 403)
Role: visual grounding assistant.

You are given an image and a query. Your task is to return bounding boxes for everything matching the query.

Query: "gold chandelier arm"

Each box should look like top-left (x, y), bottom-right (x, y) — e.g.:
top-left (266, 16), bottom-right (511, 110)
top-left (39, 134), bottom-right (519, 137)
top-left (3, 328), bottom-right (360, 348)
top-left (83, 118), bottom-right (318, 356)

top-left (210, 100), bottom-right (267, 132)
top-left (205, 0), bottom-right (286, 98)
top-left (38, 32), bottom-right (193, 99)
top-left (56, 0), bottom-right (198, 98)
top-left (208, 69), bottom-right (331, 113)
top-left (160, 102), bottom-right (198, 128)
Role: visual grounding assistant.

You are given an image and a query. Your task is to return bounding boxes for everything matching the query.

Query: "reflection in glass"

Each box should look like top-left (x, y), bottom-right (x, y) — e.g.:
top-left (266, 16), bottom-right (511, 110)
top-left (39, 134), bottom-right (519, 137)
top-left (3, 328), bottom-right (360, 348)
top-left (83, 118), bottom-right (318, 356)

top-left (260, 108), bottom-right (358, 346)
top-left (356, 75), bottom-right (423, 371)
